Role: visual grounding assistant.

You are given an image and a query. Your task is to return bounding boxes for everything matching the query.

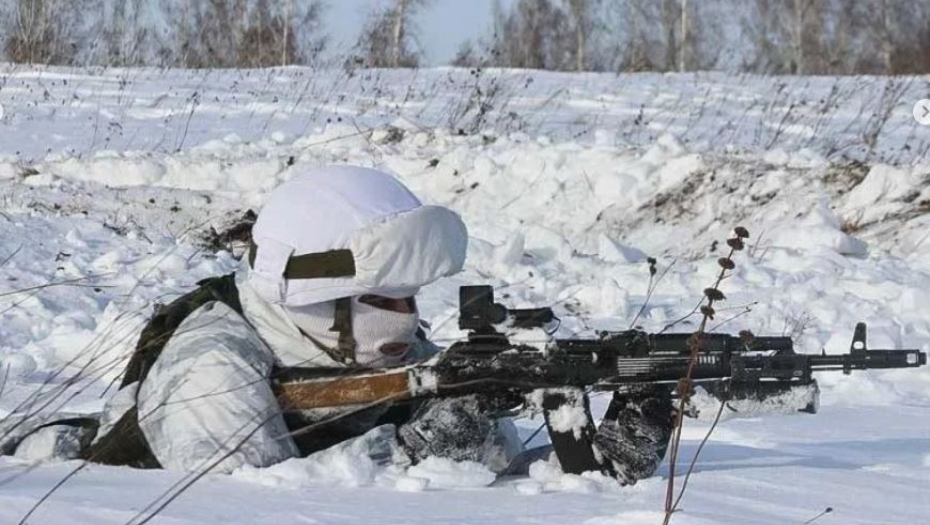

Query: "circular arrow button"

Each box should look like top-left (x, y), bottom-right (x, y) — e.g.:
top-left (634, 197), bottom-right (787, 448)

top-left (914, 99), bottom-right (930, 126)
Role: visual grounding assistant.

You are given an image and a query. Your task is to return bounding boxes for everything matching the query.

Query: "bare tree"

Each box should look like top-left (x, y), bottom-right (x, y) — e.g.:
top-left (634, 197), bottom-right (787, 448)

top-left (165, 0), bottom-right (325, 69)
top-left (744, 0), bottom-right (822, 74)
top-left (743, 0), bottom-right (783, 73)
top-left (885, 1), bottom-right (930, 74)
top-left (485, 0), bottom-right (575, 71)
top-left (282, 0), bottom-right (292, 66)
top-left (390, 0), bottom-right (412, 67)
top-left (662, 0), bottom-right (680, 71)
top-left (354, 7), bottom-right (397, 68)
top-left (787, 0), bottom-right (817, 74)
top-left (613, 0), bottom-right (655, 72)
top-left (238, 0), bottom-right (313, 68)
top-left (169, 0), bottom-right (247, 68)
top-left (567, 0), bottom-right (587, 71)
top-left (93, 0), bottom-right (171, 67)
top-left (879, 0), bottom-right (892, 73)
top-left (11, 0), bottom-right (930, 74)
top-left (679, 0), bottom-right (688, 72)
top-left (355, 0), bottom-right (430, 68)
top-left (3, 0), bottom-right (85, 65)
top-left (451, 39), bottom-right (482, 67)
top-left (852, 0), bottom-right (930, 75)
top-left (814, 1), bottom-right (879, 75)
top-left (626, 0), bottom-right (685, 72)
top-left (239, 0), bottom-right (295, 68)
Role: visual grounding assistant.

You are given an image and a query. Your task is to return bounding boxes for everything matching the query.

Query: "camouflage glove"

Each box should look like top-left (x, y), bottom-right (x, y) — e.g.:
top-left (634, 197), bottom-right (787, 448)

top-left (593, 388), bottom-right (673, 485)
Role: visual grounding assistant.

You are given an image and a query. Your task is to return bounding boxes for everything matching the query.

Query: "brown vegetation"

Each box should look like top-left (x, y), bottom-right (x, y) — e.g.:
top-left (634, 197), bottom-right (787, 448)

top-left (3, 0), bottom-right (930, 74)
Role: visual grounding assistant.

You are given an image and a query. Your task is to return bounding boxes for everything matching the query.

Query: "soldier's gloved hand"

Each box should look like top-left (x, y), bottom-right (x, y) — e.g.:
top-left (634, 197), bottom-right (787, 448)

top-left (593, 388), bottom-right (673, 485)
top-left (397, 394), bottom-right (524, 473)
top-left (536, 387), bottom-right (672, 485)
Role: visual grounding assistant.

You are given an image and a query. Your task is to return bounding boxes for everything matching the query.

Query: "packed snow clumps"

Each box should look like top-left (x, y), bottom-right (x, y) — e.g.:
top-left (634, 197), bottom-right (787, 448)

top-left (406, 457), bottom-right (497, 489)
top-left (232, 425), bottom-right (498, 491)
top-left (518, 458), bottom-right (616, 494)
top-left (2, 115), bottom-right (930, 415)
top-left (528, 388), bottom-right (591, 440)
top-left (233, 425), bottom-right (409, 488)
top-left (688, 384), bottom-right (819, 421)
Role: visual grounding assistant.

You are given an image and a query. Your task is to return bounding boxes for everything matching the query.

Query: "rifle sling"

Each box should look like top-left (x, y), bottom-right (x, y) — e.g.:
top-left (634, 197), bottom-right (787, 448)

top-left (330, 297), bottom-right (357, 363)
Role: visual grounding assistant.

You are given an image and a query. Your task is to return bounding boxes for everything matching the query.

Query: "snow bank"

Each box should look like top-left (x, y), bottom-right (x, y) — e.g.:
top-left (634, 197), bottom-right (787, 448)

top-left (1, 354), bottom-right (36, 380)
top-left (3, 67), bottom-right (928, 167)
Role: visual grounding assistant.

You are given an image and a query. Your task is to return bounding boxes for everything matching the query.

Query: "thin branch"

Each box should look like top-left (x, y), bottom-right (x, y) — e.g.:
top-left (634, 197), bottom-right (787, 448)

top-left (0, 274), bottom-right (112, 300)
top-left (669, 382), bottom-right (728, 513)
top-left (630, 259), bottom-right (675, 329)
top-left (0, 246), bottom-right (22, 268)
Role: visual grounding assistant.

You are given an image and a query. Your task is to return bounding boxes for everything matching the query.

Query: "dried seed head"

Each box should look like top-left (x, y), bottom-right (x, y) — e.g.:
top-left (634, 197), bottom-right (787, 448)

top-left (700, 305), bottom-right (716, 319)
top-left (726, 237), bottom-right (745, 251)
top-left (647, 257), bottom-right (657, 265)
top-left (704, 288), bottom-right (726, 301)
top-left (718, 257), bottom-right (736, 270)
top-left (734, 226), bottom-right (750, 239)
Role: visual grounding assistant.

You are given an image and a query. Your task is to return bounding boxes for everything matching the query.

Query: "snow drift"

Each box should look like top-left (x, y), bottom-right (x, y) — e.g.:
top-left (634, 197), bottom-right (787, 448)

top-left (0, 66), bottom-right (929, 525)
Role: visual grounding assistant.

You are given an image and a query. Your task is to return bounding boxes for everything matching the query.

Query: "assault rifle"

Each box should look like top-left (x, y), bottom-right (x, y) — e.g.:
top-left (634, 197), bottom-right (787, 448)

top-left (274, 285), bottom-right (925, 474)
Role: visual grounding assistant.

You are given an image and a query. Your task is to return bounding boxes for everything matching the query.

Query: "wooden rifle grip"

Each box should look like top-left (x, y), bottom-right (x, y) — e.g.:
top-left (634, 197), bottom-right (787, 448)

top-left (276, 371), bottom-right (413, 410)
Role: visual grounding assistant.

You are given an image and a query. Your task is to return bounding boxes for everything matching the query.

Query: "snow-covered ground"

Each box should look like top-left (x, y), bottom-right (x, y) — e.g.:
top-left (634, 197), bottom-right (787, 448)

top-left (1, 65), bottom-right (929, 524)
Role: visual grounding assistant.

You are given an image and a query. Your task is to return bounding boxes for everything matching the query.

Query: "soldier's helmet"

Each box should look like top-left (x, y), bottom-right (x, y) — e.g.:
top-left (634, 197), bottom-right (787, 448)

top-left (245, 165), bottom-right (468, 306)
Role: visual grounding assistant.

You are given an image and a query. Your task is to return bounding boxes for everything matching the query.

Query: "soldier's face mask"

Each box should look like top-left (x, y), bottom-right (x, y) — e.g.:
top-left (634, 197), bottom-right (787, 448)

top-left (285, 295), bottom-right (419, 366)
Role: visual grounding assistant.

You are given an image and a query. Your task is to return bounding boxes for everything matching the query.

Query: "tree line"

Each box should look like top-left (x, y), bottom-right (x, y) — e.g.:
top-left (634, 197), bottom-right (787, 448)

top-left (3, 0), bottom-right (930, 75)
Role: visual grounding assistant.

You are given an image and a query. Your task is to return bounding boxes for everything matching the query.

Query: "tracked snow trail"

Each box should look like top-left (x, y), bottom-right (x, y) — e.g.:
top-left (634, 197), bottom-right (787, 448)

top-left (0, 66), bottom-right (929, 524)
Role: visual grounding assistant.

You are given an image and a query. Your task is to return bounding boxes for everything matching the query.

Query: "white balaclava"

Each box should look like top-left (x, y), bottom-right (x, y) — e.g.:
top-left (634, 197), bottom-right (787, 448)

top-left (285, 298), bottom-right (420, 366)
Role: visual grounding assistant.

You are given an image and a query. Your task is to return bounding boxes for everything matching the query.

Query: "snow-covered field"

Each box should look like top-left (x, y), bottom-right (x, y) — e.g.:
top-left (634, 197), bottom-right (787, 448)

top-left (1, 65), bottom-right (929, 524)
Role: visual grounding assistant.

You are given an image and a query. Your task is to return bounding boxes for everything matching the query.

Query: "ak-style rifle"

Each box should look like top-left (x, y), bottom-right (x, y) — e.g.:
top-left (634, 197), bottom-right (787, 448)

top-left (275, 285), bottom-right (925, 410)
top-left (273, 285), bottom-right (925, 475)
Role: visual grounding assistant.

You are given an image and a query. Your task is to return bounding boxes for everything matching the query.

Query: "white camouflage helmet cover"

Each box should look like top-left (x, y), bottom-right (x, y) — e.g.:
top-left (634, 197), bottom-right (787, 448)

top-left (247, 165), bottom-right (468, 305)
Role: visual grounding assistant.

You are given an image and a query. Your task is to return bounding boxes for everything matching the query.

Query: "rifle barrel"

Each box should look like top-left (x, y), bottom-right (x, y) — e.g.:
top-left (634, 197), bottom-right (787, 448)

top-left (808, 349), bottom-right (926, 373)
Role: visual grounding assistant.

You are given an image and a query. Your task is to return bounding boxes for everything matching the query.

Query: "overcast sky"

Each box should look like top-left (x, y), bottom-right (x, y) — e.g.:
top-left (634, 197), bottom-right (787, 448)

top-left (327, 0), bottom-right (510, 65)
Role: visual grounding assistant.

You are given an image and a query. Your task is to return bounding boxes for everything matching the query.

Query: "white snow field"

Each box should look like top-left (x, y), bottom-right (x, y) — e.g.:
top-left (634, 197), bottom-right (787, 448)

top-left (1, 65), bottom-right (929, 524)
